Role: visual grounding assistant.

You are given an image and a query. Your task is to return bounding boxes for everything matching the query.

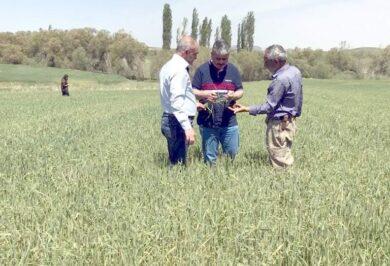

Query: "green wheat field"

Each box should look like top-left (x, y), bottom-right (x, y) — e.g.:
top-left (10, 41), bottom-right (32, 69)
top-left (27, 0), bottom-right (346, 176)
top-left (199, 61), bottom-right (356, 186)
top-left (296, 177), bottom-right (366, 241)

top-left (0, 64), bottom-right (389, 264)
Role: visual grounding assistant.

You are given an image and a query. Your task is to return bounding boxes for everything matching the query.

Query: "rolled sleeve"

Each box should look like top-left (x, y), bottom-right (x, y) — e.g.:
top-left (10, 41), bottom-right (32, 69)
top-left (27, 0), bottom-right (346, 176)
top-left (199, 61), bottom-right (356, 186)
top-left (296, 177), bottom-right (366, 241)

top-left (249, 79), bottom-right (285, 116)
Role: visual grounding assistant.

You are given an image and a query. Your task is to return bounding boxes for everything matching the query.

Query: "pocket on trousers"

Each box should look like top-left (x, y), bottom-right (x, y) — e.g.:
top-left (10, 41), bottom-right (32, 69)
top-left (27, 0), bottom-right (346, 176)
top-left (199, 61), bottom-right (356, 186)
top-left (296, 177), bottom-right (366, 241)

top-left (273, 123), bottom-right (287, 145)
top-left (161, 117), bottom-right (172, 139)
top-left (283, 121), bottom-right (295, 142)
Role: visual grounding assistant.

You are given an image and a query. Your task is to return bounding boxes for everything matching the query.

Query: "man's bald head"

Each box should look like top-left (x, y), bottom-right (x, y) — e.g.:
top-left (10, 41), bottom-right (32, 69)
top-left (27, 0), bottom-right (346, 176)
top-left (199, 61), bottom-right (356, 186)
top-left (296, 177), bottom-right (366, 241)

top-left (177, 35), bottom-right (198, 52)
top-left (176, 35), bottom-right (199, 65)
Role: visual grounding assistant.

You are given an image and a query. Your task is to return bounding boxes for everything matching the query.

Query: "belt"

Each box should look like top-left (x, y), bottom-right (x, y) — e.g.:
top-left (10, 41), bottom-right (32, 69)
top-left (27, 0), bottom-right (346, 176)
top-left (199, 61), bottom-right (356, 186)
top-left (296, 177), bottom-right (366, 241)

top-left (163, 112), bottom-right (194, 120)
top-left (267, 114), bottom-right (296, 123)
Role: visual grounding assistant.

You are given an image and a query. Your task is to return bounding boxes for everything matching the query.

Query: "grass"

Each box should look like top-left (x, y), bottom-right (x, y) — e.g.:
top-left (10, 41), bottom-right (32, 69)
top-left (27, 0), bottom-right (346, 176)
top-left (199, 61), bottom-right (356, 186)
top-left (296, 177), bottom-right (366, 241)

top-left (0, 67), bottom-right (389, 264)
top-left (0, 64), bottom-right (156, 91)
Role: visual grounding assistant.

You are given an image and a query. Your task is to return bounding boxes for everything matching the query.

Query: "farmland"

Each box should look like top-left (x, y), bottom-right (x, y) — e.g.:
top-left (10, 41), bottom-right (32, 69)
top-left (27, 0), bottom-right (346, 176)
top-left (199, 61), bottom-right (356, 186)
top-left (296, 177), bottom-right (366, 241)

top-left (0, 64), bottom-right (389, 264)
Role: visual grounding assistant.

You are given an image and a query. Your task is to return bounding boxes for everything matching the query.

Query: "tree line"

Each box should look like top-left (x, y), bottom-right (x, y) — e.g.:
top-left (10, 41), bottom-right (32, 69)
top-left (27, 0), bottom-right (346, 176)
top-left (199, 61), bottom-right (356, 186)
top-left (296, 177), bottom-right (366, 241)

top-left (0, 28), bottom-right (148, 79)
top-left (163, 5), bottom-right (255, 51)
top-left (0, 24), bottom-right (389, 81)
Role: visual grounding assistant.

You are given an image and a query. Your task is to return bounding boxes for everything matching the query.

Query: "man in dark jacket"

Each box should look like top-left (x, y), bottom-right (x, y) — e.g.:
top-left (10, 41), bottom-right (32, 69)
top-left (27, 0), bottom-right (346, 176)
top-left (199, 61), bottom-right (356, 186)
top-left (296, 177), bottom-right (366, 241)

top-left (61, 74), bottom-right (69, 96)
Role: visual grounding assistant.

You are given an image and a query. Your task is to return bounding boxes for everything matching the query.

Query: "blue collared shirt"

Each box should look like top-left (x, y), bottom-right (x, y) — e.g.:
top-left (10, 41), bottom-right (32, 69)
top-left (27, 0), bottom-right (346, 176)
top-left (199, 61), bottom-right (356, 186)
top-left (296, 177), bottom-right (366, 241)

top-left (249, 64), bottom-right (303, 119)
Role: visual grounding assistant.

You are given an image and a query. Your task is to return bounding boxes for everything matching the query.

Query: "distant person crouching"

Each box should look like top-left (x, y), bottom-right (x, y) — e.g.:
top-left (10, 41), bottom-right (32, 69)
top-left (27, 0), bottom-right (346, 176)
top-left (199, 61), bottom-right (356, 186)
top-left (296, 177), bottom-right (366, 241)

top-left (61, 74), bottom-right (69, 96)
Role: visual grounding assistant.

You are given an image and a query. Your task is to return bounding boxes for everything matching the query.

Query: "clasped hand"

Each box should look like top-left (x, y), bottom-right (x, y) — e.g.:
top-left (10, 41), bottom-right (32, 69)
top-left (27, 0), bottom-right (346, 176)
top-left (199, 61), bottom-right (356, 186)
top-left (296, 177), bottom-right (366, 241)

top-left (228, 103), bottom-right (249, 114)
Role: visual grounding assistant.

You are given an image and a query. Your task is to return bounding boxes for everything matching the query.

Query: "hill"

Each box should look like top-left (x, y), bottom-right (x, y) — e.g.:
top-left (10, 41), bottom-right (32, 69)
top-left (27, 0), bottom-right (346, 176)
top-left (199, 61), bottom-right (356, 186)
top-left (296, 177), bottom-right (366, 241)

top-left (0, 64), bottom-right (157, 91)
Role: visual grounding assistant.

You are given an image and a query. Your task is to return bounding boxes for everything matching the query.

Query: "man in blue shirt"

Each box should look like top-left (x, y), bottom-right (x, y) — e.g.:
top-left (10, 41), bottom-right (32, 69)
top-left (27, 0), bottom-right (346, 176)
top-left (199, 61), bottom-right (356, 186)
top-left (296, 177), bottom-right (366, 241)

top-left (230, 44), bottom-right (303, 168)
top-left (193, 40), bottom-right (244, 164)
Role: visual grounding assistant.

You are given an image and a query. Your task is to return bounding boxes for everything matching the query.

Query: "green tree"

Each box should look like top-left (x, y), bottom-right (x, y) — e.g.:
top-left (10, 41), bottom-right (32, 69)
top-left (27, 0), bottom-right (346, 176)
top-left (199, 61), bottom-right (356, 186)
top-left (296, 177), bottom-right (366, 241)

top-left (220, 15), bottom-right (231, 48)
top-left (109, 31), bottom-right (148, 79)
top-left (237, 23), bottom-right (241, 52)
top-left (240, 20), bottom-right (246, 50)
top-left (162, 4), bottom-right (172, 50)
top-left (87, 30), bottom-right (111, 72)
top-left (231, 50), bottom-right (264, 81)
top-left (373, 45), bottom-right (390, 76)
top-left (43, 37), bottom-right (64, 67)
top-left (71, 46), bottom-right (90, 70)
top-left (206, 18), bottom-right (212, 48)
top-left (191, 8), bottom-right (199, 41)
top-left (1, 45), bottom-right (25, 64)
top-left (199, 17), bottom-right (208, 47)
top-left (245, 11), bottom-right (255, 51)
top-left (327, 47), bottom-right (351, 72)
top-left (214, 27), bottom-right (220, 42)
top-left (176, 18), bottom-right (188, 44)
top-left (149, 49), bottom-right (173, 79)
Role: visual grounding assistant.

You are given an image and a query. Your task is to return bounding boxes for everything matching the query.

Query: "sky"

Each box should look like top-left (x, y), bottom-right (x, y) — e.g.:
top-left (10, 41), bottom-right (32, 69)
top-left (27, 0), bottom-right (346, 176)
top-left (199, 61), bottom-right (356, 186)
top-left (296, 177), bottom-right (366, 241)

top-left (1, 0), bottom-right (389, 50)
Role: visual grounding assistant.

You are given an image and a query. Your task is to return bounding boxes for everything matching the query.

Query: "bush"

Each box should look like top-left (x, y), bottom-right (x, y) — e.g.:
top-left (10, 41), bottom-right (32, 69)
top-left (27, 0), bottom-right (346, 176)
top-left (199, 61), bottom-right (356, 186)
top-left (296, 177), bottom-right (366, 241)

top-left (148, 49), bottom-right (173, 80)
top-left (231, 51), bottom-right (265, 81)
top-left (1, 45), bottom-right (25, 64)
top-left (71, 47), bottom-right (91, 70)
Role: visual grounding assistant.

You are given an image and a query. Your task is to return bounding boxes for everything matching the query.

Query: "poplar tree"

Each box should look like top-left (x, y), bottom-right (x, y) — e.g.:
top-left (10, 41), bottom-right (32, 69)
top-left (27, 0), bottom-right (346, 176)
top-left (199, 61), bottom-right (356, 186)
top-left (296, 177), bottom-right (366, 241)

top-left (176, 18), bottom-right (188, 44)
top-left (162, 4), bottom-right (172, 50)
top-left (191, 8), bottom-right (199, 40)
top-left (220, 15), bottom-right (231, 48)
top-left (206, 19), bottom-right (212, 47)
top-left (245, 11), bottom-right (255, 51)
top-left (237, 23), bottom-right (241, 52)
top-left (199, 17), bottom-right (208, 47)
top-left (214, 27), bottom-right (220, 42)
top-left (240, 19), bottom-right (246, 50)
top-left (181, 17), bottom-right (188, 36)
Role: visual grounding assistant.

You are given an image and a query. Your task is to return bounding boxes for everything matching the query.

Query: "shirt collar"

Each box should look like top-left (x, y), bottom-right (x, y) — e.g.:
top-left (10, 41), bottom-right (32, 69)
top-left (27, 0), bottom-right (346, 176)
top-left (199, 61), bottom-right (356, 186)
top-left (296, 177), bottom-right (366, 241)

top-left (172, 53), bottom-right (189, 70)
top-left (272, 63), bottom-right (289, 78)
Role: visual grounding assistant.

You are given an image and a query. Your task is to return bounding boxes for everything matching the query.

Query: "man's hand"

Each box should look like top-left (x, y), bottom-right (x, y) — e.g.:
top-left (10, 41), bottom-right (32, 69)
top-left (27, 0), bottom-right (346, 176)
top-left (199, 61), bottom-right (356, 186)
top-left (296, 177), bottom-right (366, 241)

top-left (228, 103), bottom-right (250, 114)
top-left (196, 101), bottom-right (206, 111)
top-left (203, 91), bottom-right (217, 102)
top-left (225, 91), bottom-right (235, 100)
top-left (185, 128), bottom-right (196, 145)
top-left (193, 89), bottom-right (217, 102)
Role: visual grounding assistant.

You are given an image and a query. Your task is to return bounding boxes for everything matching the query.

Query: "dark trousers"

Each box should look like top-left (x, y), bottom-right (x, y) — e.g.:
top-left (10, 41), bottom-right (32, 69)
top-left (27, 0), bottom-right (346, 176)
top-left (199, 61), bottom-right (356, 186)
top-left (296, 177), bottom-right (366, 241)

top-left (62, 90), bottom-right (69, 96)
top-left (161, 113), bottom-right (193, 165)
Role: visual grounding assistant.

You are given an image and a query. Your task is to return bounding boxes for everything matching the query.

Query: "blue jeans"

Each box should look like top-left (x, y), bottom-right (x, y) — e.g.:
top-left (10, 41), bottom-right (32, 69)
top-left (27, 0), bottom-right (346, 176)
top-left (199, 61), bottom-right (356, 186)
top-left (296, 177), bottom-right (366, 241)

top-left (200, 125), bottom-right (239, 164)
top-left (161, 113), bottom-right (192, 165)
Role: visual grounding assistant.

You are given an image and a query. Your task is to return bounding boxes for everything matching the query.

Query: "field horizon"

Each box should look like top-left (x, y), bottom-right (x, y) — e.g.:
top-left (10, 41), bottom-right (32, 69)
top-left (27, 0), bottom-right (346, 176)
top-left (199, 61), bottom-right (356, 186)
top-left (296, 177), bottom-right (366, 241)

top-left (0, 64), bottom-right (389, 264)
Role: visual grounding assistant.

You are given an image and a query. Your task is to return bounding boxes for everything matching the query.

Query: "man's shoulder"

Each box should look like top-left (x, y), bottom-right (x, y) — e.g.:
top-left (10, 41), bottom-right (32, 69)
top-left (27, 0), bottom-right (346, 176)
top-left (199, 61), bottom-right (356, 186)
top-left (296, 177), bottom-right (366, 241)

top-left (288, 65), bottom-right (301, 75)
top-left (161, 57), bottom-right (186, 75)
top-left (226, 63), bottom-right (241, 77)
top-left (227, 63), bottom-right (239, 71)
top-left (277, 65), bottom-right (301, 79)
top-left (195, 62), bottom-right (210, 72)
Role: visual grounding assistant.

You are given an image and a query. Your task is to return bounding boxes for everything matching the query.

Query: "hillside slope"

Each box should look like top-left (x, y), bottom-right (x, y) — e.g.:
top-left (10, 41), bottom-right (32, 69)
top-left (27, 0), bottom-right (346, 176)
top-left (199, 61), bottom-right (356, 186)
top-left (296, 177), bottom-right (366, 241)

top-left (0, 64), bottom-right (157, 91)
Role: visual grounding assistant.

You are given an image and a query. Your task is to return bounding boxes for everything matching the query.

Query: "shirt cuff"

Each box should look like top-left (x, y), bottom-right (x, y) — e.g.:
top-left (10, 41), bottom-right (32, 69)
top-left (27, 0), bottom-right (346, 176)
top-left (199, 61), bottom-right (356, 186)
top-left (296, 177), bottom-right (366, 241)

top-left (248, 105), bottom-right (259, 116)
top-left (180, 120), bottom-right (192, 131)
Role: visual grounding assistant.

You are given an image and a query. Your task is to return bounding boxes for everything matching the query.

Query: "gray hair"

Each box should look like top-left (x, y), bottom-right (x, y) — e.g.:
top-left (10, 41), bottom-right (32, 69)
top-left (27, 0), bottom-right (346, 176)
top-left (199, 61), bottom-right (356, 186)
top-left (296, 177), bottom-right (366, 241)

top-left (177, 35), bottom-right (197, 52)
top-left (264, 44), bottom-right (287, 61)
top-left (212, 39), bottom-right (230, 55)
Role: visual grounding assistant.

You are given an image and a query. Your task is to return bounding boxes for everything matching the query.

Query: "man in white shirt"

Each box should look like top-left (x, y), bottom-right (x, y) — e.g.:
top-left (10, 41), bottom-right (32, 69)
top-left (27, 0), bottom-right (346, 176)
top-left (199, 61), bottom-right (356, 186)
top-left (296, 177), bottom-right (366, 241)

top-left (160, 36), bottom-right (199, 165)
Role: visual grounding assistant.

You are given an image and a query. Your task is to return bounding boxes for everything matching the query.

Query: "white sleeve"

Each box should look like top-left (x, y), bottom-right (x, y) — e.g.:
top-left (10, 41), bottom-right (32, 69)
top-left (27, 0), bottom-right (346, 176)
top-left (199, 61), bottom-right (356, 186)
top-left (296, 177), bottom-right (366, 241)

top-left (170, 70), bottom-right (192, 130)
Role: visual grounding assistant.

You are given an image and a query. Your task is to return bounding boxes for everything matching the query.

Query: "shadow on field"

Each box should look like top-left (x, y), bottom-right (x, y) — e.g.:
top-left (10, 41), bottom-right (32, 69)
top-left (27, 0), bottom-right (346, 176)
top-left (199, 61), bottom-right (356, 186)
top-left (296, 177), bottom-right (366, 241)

top-left (242, 151), bottom-right (269, 165)
top-left (154, 146), bottom-right (203, 167)
top-left (154, 152), bottom-right (169, 167)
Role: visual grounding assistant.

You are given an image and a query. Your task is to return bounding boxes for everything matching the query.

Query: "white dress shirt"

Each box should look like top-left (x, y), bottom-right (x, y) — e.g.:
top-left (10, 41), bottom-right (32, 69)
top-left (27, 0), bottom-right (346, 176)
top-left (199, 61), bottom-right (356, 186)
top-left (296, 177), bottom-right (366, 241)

top-left (159, 54), bottom-right (196, 131)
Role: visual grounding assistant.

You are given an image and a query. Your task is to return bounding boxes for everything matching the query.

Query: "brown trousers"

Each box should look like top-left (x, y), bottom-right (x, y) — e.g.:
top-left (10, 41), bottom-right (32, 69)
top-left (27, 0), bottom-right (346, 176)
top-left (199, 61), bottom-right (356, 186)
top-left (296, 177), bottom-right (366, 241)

top-left (265, 117), bottom-right (297, 168)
